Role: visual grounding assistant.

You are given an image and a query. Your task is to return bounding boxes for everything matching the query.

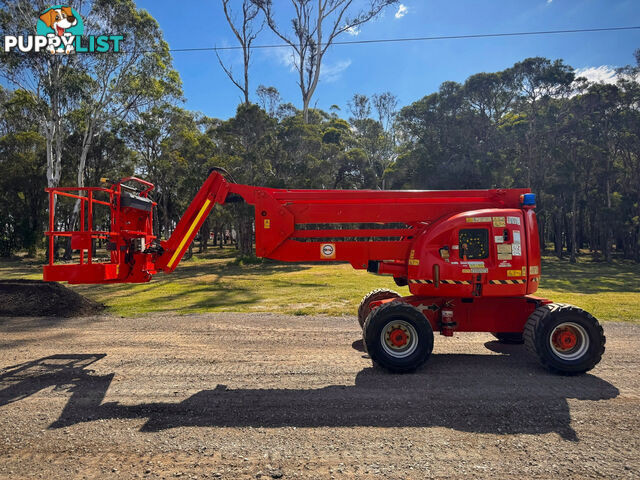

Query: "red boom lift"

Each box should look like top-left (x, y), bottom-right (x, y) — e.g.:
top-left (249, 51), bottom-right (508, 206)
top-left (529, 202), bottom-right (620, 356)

top-left (44, 169), bottom-right (605, 374)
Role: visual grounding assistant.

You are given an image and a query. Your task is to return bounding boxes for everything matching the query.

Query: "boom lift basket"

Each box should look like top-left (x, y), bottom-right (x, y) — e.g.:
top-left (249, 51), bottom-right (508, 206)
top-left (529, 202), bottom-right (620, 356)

top-left (44, 178), bottom-right (157, 284)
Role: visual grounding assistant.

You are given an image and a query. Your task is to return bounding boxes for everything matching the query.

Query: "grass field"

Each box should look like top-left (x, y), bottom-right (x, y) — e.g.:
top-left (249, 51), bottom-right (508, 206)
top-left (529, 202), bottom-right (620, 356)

top-left (1, 248), bottom-right (639, 322)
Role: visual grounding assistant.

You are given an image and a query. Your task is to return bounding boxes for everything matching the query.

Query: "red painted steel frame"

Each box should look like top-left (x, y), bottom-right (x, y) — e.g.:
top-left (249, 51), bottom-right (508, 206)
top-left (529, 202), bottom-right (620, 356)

top-left (155, 171), bottom-right (532, 272)
top-left (44, 178), bottom-right (157, 284)
top-left (44, 170), bottom-right (550, 334)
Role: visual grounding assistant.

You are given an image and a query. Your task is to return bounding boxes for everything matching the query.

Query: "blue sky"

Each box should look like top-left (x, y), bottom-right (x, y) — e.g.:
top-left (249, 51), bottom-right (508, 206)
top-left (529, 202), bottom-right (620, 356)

top-left (137, 0), bottom-right (640, 120)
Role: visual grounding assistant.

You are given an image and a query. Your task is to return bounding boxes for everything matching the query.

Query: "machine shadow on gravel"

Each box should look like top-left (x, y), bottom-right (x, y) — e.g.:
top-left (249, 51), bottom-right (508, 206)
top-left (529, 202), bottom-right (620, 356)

top-left (0, 351), bottom-right (619, 441)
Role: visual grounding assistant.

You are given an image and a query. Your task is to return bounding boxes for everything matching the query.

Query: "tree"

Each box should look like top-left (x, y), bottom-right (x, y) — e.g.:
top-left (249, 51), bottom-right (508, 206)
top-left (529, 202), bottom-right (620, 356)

top-left (0, 0), bottom-right (82, 195)
top-left (210, 104), bottom-right (278, 255)
top-left (347, 93), bottom-right (371, 121)
top-left (0, 88), bottom-right (46, 257)
top-left (216, 0), bottom-right (263, 105)
top-left (0, 0), bottom-right (181, 259)
top-left (253, 0), bottom-right (398, 123)
top-left (372, 91), bottom-right (398, 132)
top-left (256, 85), bottom-right (281, 116)
top-left (72, 0), bottom-right (182, 199)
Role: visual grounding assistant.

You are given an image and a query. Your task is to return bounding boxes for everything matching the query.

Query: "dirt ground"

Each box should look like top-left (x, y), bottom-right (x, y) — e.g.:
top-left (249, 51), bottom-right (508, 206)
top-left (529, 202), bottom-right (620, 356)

top-left (0, 280), bottom-right (103, 317)
top-left (0, 313), bottom-right (638, 479)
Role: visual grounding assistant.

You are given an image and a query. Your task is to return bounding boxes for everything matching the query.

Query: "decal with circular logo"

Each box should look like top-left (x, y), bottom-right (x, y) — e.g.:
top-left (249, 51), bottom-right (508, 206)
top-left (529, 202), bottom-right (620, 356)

top-left (320, 243), bottom-right (335, 259)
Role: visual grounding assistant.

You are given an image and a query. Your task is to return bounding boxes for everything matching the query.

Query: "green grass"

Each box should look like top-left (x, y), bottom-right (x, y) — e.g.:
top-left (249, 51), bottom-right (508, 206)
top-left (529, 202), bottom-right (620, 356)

top-left (1, 249), bottom-right (639, 322)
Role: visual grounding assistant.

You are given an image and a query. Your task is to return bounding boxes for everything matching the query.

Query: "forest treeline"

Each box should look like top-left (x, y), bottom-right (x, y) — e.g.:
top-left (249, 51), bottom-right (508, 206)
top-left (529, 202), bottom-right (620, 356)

top-left (0, 1), bottom-right (639, 262)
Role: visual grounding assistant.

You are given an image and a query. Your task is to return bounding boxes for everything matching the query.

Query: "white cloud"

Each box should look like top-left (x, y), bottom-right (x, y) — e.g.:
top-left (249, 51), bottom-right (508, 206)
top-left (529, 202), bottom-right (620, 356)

top-left (574, 66), bottom-right (620, 85)
top-left (272, 46), bottom-right (298, 72)
top-left (395, 4), bottom-right (408, 19)
top-left (346, 25), bottom-right (360, 36)
top-left (546, 0), bottom-right (552, 4)
top-left (269, 47), bottom-right (350, 82)
top-left (321, 59), bottom-right (352, 82)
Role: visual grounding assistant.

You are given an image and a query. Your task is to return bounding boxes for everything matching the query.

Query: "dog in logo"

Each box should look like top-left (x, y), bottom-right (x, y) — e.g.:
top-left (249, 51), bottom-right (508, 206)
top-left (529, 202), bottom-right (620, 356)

top-left (39, 6), bottom-right (78, 54)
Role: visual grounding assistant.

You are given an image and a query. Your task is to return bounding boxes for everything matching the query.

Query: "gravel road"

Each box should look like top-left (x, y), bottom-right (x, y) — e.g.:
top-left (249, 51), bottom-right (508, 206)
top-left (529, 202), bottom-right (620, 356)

top-left (0, 313), bottom-right (638, 479)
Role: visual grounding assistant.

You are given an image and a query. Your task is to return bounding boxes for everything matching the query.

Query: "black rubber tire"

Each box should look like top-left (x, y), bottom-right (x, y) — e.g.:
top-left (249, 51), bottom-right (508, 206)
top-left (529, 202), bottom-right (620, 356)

top-left (357, 289), bottom-right (401, 328)
top-left (524, 303), bottom-right (605, 375)
top-left (491, 332), bottom-right (524, 344)
top-left (362, 302), bottom-right (434, 373)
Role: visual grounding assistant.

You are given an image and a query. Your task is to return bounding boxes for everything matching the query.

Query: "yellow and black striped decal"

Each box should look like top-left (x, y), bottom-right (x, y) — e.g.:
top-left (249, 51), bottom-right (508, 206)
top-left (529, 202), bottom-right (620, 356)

top-left (412, 279), bottom-right (529, 285)
top-left (530, 277), bottom-right (539, 283)
top-left (409, 279), bottom-right (472, 285)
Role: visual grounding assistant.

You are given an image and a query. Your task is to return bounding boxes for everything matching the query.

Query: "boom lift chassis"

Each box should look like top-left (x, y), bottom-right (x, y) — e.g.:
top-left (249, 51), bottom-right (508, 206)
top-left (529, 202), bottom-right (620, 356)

top-left (44, 169), bottom-right (605, 374)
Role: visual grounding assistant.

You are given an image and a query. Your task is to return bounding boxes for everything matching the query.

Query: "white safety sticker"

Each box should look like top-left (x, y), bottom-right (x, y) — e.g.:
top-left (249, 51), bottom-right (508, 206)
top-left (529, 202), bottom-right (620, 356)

top-left (512, 243), bottom-right (522, 256)
top-left (507, 216), bottom-right (521, 225)
top-left (513, 231), bottom-right (521, 243)
top-left (530, 266), bottom-right (539, 275)
top-left (498, 261), bottom-right (512, 268)
top-left (494, 235), bottom-right (504, 244)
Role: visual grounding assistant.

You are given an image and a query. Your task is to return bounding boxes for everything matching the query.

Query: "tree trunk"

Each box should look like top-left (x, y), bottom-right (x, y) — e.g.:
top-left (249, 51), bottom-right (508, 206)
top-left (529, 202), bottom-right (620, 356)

top-left (237, 215), bottom-right (253, 256)
top-left (604, 176), bottom-right (613, 263)
top-left (554, 209), bottom-right (563, 259)
top-left (199, 218), bottom-right (210, 253)
top-left (570, 190), bottom-right (577, 263)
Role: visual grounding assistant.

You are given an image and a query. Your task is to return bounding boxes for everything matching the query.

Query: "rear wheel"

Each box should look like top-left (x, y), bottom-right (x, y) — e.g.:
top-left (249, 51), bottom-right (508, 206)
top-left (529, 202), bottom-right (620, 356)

top-left (524, 303), bottom-right (605, 375)
top-left (363, 302), bottom-right (434, 373)
top-left (491, 332), bottom-right (524, 344)
top-left (357, 289), bottom-right (401, 328)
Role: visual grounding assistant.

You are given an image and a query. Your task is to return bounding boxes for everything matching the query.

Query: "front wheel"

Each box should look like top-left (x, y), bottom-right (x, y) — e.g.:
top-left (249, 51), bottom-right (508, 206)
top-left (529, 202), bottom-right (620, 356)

top-left (524, 303), bottom-right (605, 375)
top-left (363, 302), bottom-right (434, 373)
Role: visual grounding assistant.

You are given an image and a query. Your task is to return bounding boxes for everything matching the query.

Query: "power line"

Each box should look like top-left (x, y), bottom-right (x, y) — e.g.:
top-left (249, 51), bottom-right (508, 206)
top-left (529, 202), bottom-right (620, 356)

top-left (166, 26), bottom-right (640, 53)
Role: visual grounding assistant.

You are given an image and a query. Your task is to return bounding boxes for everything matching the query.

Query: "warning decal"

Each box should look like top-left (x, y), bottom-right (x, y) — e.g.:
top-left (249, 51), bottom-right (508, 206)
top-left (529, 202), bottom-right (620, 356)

top-left (490, 279), bottom-right (526, 285)
top-left (497, 244), bottom-right (511, 254)
top-left (409, 279), bottom-right (472, 285)
top-left (492, 217), bottom-right (506, 227)
top-left (462, 268), bottom-right (488, 274)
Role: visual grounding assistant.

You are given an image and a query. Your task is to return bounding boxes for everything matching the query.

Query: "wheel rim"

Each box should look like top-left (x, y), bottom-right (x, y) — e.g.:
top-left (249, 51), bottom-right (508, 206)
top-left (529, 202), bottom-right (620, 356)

top-left (380, 319), bottom-right (418, 358)
top-left (549, 322), bottom-right (590, 361)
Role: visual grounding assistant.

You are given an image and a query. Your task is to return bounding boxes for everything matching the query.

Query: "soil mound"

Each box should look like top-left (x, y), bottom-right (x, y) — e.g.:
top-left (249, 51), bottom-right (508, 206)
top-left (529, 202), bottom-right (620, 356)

top-left (0, 280), bottom-right (105, 317)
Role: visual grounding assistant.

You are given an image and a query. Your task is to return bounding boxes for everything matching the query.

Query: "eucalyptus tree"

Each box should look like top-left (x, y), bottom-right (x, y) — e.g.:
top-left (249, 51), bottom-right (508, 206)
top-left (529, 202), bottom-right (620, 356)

top-left (217, 0), bottom-right (263, 105)
top-left (252, 0), bottom-right (398, 123)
